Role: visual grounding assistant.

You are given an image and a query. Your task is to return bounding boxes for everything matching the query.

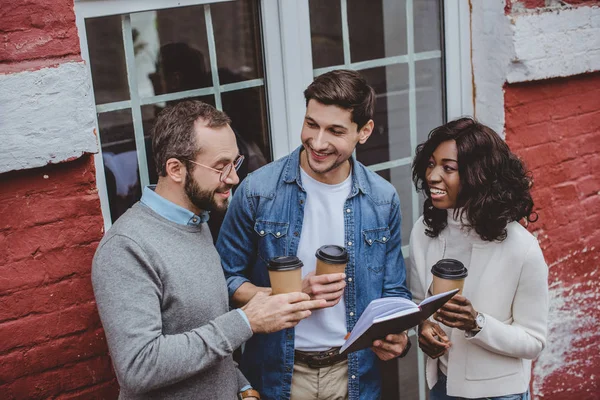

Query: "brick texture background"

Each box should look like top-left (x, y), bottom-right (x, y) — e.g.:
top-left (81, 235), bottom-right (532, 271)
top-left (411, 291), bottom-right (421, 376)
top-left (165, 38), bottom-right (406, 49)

top-left (0, 0), bottom-right (117, 398)
top-left (505, 72), bottom-right (600, 400)
top-left (0, 0), bottom-right (82, 73)
top-left (0, 156), bottom-right (117, 399)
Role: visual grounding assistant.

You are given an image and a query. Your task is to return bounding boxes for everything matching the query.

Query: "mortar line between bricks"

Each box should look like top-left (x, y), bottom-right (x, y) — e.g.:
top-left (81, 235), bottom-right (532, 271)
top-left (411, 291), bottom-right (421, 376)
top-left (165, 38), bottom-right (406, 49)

top-left (0, 271), bottom-right (94, 298)
top-left (0, 325), bottom-right (103, 357)
top-left (0, 297), bottom-right (96, 322)
top-left (0, 355), bottom-right (115, 390)
top-left (0, 300), bottom-right (97, 325)
top-left (51, 378), bottom-right (118, 399)
top-left (3, 240), bottom-right (102, 265)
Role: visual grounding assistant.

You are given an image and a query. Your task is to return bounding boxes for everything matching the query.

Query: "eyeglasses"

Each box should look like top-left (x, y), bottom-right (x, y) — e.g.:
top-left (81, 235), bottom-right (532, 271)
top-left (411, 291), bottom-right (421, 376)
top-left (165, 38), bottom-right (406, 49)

top-left (186, 154), bottom-right (245, 183)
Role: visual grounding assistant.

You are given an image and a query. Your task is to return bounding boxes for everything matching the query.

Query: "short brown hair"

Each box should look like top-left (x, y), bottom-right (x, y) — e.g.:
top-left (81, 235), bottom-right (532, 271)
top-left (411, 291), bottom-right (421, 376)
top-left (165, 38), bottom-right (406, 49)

top-left (152, 100), bottom-right (231, 177)
top-left (304, 69), bottom-right (376, 129)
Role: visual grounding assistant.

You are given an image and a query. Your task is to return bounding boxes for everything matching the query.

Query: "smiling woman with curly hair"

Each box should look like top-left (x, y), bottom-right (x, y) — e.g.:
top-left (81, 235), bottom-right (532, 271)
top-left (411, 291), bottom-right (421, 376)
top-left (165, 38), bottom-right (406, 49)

top-left (407, 117), bottom-right (549, 400)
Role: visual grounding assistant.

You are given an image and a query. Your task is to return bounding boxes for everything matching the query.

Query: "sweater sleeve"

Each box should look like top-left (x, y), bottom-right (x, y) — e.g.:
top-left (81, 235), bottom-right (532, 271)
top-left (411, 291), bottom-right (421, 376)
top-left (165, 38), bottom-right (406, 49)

top-left (466, 239), bottom-right (549, 360)
top-left (91, 235), bottom-right (254, 394)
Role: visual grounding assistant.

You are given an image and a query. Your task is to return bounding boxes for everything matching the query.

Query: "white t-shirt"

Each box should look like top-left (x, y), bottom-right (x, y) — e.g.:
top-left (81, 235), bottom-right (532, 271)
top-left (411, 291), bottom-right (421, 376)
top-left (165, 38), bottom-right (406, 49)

top-left (294, 167), bottom-right (352, 351)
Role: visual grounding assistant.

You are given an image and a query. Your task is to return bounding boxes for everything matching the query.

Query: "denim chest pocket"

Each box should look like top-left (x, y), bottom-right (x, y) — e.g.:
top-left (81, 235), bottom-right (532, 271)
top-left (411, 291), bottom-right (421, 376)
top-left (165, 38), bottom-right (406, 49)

top-left (254, 220), bottom-right (289, 265)
top-left (362, 227), bottom-right (391, 273)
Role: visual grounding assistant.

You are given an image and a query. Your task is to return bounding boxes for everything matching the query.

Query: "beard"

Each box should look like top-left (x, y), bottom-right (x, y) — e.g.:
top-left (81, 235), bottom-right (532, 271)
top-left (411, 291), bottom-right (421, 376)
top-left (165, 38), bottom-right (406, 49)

top-left (184, 169), bottom-right (229, 214)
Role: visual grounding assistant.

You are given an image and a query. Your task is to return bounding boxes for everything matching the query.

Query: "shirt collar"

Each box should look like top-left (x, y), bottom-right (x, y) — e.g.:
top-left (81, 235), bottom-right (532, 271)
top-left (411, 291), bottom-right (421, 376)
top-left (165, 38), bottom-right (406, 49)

top-left (140, 185), bottom-right (209, 226)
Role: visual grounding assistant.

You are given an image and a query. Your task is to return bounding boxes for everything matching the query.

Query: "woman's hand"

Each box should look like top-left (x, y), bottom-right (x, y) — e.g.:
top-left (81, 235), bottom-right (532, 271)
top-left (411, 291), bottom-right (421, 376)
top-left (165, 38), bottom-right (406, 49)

top-left (418, 320), bottom-right (451, 359)
top-left (434, 295), bottom-right (477, 331)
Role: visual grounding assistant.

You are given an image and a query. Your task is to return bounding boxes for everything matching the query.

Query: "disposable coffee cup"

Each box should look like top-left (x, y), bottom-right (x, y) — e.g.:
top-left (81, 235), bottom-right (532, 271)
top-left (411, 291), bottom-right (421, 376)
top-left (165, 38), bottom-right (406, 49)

top-left (268, 256), bottom-right (303, 295)
top-left (431, 259), bottom-right (468, 295)
top-left (315, 245), bottom-right (348, 275)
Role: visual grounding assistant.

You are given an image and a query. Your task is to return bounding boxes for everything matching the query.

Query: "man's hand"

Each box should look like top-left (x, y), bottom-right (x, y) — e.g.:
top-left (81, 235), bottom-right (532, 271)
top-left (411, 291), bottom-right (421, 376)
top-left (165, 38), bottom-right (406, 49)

top-left (371, 331), bottom-right (409, 361)
top-left (418, 320), bottom-right (451, 359)
top-left (433, 295), bottom-right (477, 331)
top-left (302, 272), bottom-right (346, 308)
top-left (241, 291), bottom-right (326, 333)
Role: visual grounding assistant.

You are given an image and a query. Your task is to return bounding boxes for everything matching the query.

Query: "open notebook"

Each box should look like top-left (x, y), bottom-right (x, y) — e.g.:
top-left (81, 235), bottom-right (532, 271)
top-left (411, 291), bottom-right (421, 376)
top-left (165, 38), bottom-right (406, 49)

top-left (340, 288), bottom-right (459, 355)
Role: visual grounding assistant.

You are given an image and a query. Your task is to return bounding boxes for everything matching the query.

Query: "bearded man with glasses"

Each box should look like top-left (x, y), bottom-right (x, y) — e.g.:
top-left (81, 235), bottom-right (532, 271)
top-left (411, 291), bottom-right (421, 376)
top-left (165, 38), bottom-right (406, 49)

top-left (92, 100), bottom-right (325, 400)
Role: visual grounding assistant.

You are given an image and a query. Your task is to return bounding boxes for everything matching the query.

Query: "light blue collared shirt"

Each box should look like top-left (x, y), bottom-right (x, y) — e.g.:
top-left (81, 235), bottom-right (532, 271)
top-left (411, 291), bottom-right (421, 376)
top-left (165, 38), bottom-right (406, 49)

top-left (139, 185), bottom-right (252, 333)
top-left (140, 185), bottom-right (210, 226)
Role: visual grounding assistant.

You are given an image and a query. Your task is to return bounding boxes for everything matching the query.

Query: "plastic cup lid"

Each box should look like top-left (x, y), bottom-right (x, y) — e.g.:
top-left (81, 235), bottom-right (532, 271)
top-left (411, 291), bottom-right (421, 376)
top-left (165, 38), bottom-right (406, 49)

top-left (431, 258), bottom-right (468, 279)
top-left (268, 256), bottom-right (303, 271)
top-left (315, 245), bottom-right (348, 264)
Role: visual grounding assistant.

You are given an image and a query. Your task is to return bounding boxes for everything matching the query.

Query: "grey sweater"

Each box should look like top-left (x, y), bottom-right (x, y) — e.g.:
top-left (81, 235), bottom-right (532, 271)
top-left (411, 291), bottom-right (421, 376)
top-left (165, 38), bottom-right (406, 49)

top-left (92, 203), bottom-right (253, 399)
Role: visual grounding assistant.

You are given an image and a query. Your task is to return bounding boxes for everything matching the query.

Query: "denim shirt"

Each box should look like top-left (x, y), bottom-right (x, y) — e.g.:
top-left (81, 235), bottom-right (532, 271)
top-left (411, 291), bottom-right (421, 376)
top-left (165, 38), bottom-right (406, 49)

top-left (216, 146), bottom-right (411, 400)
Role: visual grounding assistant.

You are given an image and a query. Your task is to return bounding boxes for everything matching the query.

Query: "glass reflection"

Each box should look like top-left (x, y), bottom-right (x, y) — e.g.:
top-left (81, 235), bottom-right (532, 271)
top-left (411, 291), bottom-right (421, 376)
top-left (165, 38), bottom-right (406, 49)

top-left (357, 65), bottom-right (410, 166)
top-left (309, 0), bottom-right (344, 69)
top-left (375, 165), bottom-right (413, 244)
top-left (347, 0), bottom-right (408, 62)
top-left (86, 15), bottom-right (130, 104)
top-left (97, 110), bottom-right (141, 222)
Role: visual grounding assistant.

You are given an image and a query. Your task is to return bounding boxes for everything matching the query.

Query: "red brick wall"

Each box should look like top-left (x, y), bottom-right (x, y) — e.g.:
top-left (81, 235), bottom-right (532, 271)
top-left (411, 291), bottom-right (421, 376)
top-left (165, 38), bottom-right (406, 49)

top-left (0, 157), bottom-right (116, 399)
top-left (0, 0), bottom-right (116, 398)
top-left (0, 0), bottom-right (82, 73)
top-left (505, 72), bottom-right (600, 400)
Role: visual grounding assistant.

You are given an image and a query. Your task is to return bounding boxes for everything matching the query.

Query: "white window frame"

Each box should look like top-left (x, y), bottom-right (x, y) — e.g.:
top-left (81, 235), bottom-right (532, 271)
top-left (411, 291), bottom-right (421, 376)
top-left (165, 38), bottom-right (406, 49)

top-left (75, 0), bottom-right (292, 230)
top-left (76, 1), bottom-right (471, 397)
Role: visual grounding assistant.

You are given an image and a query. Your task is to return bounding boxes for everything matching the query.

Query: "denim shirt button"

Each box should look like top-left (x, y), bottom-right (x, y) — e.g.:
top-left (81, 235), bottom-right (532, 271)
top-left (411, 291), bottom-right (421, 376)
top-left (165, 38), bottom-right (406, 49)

top-left (347, 241), bottom-right (352, 246)
top-left (349, 312), bottom-right (354, 317)
top-left (294, 231), bottom-right (299, 237)
top-left (286, 366), bottom-right (291, 372)
top-left (260, 230), bottom-right (265, 235)
top-left (351, 375), bottom-right (356, 379)
top-left (346, 208), bottom-right (351, 213)
top-left (348, 277), bottom-right (352, 282)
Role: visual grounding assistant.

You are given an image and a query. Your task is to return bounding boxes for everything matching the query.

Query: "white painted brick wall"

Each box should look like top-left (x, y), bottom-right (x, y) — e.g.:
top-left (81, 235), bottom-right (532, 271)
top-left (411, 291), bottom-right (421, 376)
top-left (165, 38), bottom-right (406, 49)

top-left (471, 3), bottom-right (600, 135)
top-left (508, 6), bottom-right (600, 83)
top-left (0, 62), bottom-right (98, 174)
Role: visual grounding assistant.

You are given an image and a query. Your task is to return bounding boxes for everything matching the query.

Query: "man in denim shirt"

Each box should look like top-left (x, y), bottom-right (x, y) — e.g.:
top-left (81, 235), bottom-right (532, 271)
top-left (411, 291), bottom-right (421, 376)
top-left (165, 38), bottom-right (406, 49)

top-left (217, 70), bottom-right (412, 400)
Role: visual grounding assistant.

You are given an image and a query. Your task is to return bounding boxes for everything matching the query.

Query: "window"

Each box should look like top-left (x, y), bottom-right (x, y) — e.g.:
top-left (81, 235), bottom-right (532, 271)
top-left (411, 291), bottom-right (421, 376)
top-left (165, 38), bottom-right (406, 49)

top-left (75, 0), bottom-right (472, 397)
top-left (77, 0), bottom-right (271, 224)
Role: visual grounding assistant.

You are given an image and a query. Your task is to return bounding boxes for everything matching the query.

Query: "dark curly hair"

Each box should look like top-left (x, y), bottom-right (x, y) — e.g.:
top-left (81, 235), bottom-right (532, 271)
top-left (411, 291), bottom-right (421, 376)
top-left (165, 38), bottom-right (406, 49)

top-left (412, 117), bottom-right (537, 242)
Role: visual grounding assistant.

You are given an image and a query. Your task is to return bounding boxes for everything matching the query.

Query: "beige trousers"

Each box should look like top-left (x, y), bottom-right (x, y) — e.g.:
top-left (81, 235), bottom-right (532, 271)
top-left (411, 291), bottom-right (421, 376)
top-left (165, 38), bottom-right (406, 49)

top-left (290, 360), bottom-right (349, 400)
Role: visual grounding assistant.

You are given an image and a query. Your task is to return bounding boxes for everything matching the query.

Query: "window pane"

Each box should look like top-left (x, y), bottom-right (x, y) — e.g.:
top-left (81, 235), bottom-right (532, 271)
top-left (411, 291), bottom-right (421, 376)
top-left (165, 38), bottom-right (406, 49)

top-left (221, 87), bottom-right (271, 180)
top-left (211, 0), bottom-right (264, 85)
top-left (414, 0), bottom-right (442, 53)
top-left (416, 58), bottom-right (445, 148)
top-left (375, 165), bottom-right (413, 246)
top-left (85, 15), bottom-right (130, 104)
top-left (309, 0), bottom-right (344, 69)
top-left (97, 110), bottom-right (141, 223)
top-left (347, 0), bottom-right (407, 63)
top-left (141, 96), bottom-right (216, 185)
top-left (357, 65), bottom-right (410, 166)
top-left (132, 5), bottom-right (212, 98)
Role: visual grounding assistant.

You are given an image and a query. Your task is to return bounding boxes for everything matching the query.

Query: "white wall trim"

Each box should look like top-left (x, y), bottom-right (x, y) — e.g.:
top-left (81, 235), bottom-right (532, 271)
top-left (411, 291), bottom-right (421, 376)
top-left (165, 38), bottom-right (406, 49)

top-left (471, 3), bottom-right (600, 137)
top-left (507, 6), bottom-right (600, 83)
top-left (0, 62), bottom-right (98, 174)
